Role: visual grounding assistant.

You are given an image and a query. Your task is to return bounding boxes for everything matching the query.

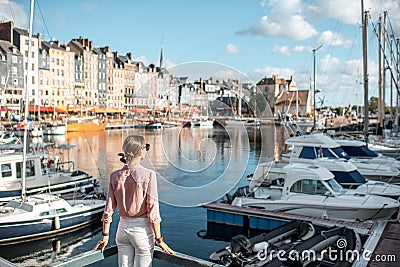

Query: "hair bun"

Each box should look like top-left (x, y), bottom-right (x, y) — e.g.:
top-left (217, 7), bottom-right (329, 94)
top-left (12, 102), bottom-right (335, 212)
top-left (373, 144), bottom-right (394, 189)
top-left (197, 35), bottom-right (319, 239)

top-left (117, 153), bottom-right (127, 164)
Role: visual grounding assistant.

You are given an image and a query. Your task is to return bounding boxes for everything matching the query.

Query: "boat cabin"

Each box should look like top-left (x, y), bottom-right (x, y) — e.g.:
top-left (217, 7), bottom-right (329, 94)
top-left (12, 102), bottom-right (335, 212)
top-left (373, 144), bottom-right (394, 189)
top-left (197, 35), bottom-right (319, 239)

top-left (254, 164), bottom-right (345, 200)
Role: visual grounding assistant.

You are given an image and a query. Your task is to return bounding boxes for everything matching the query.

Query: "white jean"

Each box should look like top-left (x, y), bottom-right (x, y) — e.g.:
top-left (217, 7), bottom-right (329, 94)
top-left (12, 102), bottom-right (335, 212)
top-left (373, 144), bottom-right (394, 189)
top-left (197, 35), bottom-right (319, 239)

top-left (116, 217), bottom-right (155, 267)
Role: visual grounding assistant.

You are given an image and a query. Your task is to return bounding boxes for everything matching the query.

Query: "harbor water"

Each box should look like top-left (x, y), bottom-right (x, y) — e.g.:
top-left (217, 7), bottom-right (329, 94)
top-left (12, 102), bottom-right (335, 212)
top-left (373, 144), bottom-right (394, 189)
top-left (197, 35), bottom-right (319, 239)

top-left (0, 125), bottom-right (285, 266)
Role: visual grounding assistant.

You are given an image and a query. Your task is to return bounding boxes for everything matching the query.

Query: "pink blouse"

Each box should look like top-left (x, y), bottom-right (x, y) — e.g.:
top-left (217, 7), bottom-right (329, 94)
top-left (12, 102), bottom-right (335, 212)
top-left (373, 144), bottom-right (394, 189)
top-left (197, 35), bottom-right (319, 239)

top-left (101, 164), bottom-right (162, 224)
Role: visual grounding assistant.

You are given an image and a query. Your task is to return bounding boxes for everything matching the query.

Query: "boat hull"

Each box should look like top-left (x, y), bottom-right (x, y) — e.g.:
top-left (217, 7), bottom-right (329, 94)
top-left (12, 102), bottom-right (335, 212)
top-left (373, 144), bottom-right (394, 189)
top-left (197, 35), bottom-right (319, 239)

top-left (232, 197), bottom-right (398, 221)
top-left (0, 202), bottom-right (104, 245)
top-left (66, 121), bottom-right (107, 132)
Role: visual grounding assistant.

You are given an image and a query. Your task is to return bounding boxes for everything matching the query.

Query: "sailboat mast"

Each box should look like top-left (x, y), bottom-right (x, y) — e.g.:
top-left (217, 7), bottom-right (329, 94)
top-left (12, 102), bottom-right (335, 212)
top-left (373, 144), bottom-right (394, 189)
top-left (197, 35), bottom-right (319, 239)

top-left (238, 82), bottom-right (242, 117)
top-left (378, 15), bottom-right (384, 132)
top-left (22, 0), bottom-right (35, 201)
top-left (362, 8), bottom-right (369, 145)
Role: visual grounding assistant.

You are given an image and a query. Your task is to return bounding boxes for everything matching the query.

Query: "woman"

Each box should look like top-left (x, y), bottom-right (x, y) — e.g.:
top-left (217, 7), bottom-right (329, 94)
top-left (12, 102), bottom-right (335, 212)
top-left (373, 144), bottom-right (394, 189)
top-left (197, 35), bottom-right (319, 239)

top-left (93, 135), bottom-right (175, 266)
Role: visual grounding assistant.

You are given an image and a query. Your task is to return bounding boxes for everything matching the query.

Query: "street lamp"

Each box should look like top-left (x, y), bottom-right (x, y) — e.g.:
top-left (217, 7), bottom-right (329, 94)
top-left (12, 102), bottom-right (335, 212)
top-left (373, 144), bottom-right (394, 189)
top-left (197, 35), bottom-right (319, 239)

top-left (313, 45), bottom-right (323, 128)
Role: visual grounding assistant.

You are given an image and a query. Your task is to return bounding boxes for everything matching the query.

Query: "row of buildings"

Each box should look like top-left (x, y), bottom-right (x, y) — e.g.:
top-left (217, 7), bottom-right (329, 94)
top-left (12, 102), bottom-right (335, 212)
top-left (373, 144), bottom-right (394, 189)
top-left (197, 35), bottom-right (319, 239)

top-left (0, 20), bottom-right (312, 118)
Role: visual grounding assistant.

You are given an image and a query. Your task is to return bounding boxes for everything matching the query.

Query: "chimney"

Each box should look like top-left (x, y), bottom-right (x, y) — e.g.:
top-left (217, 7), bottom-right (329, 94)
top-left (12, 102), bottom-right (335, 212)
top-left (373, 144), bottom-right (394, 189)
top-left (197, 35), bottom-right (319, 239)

top-left (127, 52), bottom-right (132, 61)
top-left (0, 21), bottom-right (14, 43)
top-left (113, 51), bottom-right (118, 60)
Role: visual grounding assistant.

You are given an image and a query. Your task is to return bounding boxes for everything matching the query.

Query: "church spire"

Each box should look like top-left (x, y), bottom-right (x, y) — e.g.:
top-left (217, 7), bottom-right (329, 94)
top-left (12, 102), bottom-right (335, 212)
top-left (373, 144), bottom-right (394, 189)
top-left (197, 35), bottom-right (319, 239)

top-left (159, 35), bottom-right (163, 68)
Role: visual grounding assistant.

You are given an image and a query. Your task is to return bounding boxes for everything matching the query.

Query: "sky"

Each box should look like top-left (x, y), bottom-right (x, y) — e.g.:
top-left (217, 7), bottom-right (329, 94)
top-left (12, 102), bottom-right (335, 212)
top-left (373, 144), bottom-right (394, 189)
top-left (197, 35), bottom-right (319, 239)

top-left (1, 0), bottom-right (400, 107)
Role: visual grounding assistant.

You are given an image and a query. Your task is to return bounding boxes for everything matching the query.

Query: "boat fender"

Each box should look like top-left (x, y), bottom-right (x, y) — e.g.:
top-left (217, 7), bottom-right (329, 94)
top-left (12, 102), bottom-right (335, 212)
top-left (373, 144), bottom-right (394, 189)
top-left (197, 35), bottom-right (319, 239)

top-left (54, 216), bottom-right (60, 230)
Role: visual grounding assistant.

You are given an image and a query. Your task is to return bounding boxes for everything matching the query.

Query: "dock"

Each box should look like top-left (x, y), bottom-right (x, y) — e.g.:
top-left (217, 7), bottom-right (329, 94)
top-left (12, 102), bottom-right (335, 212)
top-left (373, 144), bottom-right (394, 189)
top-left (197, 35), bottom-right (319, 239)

top-left (202, 202), bottom-right (400, 267)
top-left (203, 202), bottom-right (376, 235)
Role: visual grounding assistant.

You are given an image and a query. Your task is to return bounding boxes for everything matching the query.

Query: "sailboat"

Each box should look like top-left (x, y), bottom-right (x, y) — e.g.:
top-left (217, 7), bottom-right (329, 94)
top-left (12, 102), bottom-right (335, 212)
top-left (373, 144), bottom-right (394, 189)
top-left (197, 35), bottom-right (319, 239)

top-left (224, 83), bottom-right (260, 127)
top-left (0, 0), bottom-right (105, 245)
top-left (66, 116), bottom-right (107, 132)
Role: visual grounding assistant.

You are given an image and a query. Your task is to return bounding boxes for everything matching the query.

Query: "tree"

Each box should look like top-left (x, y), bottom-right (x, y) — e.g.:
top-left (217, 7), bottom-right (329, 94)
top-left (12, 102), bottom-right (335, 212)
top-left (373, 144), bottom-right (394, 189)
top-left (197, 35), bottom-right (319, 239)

top-left (368, 97), bottom-right (378, 113)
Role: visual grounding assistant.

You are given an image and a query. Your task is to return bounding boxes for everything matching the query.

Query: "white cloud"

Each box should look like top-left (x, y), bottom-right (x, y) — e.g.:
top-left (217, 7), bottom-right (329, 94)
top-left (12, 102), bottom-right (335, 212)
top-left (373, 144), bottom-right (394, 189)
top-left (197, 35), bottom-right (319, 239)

top-left (247, 66), bottom-right (295, 84)
top-left (319, 54), bottom-right (341, 72)
top-left (236, 0), bottom-right (317, 40)
top-left (0, 0), bottom-right (28, 29)
top-left (134, 55), bottom-right (149, 65)
top-left (293, 45), bottom-right (312, 52)
top-left (260, 0), bottom-right (268, 8)
top-left (318, 30), bottom-right (354, 48)
top-left (272, 45), bottom-right (290, 55)
top-left (226, 43), bottom-right (240, 54)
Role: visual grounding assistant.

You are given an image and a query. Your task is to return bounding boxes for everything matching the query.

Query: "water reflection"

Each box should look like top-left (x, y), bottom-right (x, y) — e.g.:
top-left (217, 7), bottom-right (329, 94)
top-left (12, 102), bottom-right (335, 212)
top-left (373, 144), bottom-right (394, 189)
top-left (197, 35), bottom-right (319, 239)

top-left (0, 221), bottom-right (102, 266)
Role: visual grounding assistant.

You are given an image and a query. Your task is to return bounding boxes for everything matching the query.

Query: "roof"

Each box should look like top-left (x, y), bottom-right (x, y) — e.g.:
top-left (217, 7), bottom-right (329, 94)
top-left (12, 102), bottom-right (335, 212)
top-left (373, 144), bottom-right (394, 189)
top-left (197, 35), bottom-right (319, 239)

top-left (335, 139), bottom-right (365, 147)
top-left (285, 133), bottom-right (340, 148)
top-left (13, 27), bottom-right (29, 36)
top-left (0, 40), bottom-right (20, 54)
top-left (41, 41), bottom-right (66, 51)
top-left (275, 90), bottom-right (309, 106)
top-left (283, 163), bottom-right (334, 181)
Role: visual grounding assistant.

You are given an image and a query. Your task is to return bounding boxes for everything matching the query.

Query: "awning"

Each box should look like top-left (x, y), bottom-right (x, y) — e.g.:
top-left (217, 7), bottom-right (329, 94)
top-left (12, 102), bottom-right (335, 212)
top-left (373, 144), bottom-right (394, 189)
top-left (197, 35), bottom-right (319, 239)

top-left (28, 106), bottom-right (67, 113)
top-left (129, 107), bottom-right (147, 113)
top-left (92, 107), bottom-right (127, 113)
top-left (0, 107), bottom-right (11, 112)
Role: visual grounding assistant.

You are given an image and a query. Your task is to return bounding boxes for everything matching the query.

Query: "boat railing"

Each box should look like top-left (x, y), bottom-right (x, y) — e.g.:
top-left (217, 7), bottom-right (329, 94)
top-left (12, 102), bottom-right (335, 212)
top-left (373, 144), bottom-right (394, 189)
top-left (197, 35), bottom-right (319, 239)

top-left (47, 245), bottom-right (225, 267)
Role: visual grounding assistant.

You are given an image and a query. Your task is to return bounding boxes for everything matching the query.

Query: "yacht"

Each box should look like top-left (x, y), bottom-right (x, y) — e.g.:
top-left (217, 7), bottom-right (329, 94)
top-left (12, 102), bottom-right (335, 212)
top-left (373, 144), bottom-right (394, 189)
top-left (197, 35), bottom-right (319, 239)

top-left (282, 133), bottom-right (400, 182)
top-left (0, 151), bottom-right (100, 203)
top-left (231, 163), bottom-right (399, 221)
top-left (250, 160), bottom-right (400, 200)
top-left (0, 193), bottom-right (105, 245)
top-left (335, 139), bottom-right (400, 170)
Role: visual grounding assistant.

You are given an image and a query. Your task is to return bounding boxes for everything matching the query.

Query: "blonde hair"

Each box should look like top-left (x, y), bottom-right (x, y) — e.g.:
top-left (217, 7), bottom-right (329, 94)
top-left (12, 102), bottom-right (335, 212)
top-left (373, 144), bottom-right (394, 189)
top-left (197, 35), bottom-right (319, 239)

top-left (122, 135), bottom-right (145, 164)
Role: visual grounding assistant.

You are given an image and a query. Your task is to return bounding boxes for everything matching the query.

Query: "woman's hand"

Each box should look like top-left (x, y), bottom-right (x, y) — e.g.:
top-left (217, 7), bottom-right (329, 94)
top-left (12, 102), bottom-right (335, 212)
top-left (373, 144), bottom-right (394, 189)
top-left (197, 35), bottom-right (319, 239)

top-left (157, 241), bottom-right (176, 255)
top-left (93, 236), bottom-right (109, 253)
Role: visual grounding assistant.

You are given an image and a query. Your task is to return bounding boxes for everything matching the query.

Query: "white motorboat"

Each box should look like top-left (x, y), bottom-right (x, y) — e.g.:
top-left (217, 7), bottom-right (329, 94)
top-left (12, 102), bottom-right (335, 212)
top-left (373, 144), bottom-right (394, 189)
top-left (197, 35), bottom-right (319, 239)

top-left (0, 151), bottom-right (100, 203)
top-left (282, 133), bottom-right (400, 182)
top-left (43, 123), bottom-right (67, 135)
top-left (0, 193), bottom-right (105, 245)
top-left (225, 117), bottom-right (260, 127)
top-left (190, 118), bottom-right (214, 128)
top-left (231, 163), bottom-right (399, 221)
top-left (250, 160), bottom-right (400, 200)
top-left (335, 139), bottom-right (400, 170)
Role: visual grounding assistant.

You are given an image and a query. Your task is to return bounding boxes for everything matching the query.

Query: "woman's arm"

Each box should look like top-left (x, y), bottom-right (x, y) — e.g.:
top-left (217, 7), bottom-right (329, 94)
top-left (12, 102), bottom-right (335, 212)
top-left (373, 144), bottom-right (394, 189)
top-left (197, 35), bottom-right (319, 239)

top-left (152, 222), bottom-right (175, 255)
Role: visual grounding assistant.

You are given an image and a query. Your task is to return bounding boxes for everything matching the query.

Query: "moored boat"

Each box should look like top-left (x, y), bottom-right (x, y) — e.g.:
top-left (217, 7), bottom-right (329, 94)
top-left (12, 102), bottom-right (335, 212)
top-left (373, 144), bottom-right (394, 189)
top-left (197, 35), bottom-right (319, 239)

top-left (0, 150), bottom-right (100, 203)
top-left (0, 193), bottom-right (105, 245)
top-left (230, 163), bottom-right (399, 221)
top-left (66, 117), bottom-right (106, 132)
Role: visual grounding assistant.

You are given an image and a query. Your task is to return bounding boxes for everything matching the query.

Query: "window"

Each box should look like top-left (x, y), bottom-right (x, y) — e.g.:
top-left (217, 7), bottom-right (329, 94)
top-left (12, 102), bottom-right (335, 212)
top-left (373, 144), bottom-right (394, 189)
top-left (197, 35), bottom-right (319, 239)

top-left (12, 55), bottom-right (18, 63)
top-left (1, 163), bottom-right (12, 178)
top-left (290, 179), bottom-right (329, 195)
top-left (16, 160), bottom-right (35, 178)
top-left (299, 147), bottom-right (317, 159)
top-left (331, 170), bottom-right (366, 185)
top-left (340, 146), bottom-right (378, 157)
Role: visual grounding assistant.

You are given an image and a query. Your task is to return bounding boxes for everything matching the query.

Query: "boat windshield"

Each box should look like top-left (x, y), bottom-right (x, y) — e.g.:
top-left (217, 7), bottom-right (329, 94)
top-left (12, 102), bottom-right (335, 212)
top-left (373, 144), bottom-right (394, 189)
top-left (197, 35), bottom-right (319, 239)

top-left (331, 170), bottom-right (366, 185)
top-left (340, 145), bottom-right (378, 158)
top-left (330, 147), bottom-right (350, 160)
top-left (325, 179), bottom-right (345, 195)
